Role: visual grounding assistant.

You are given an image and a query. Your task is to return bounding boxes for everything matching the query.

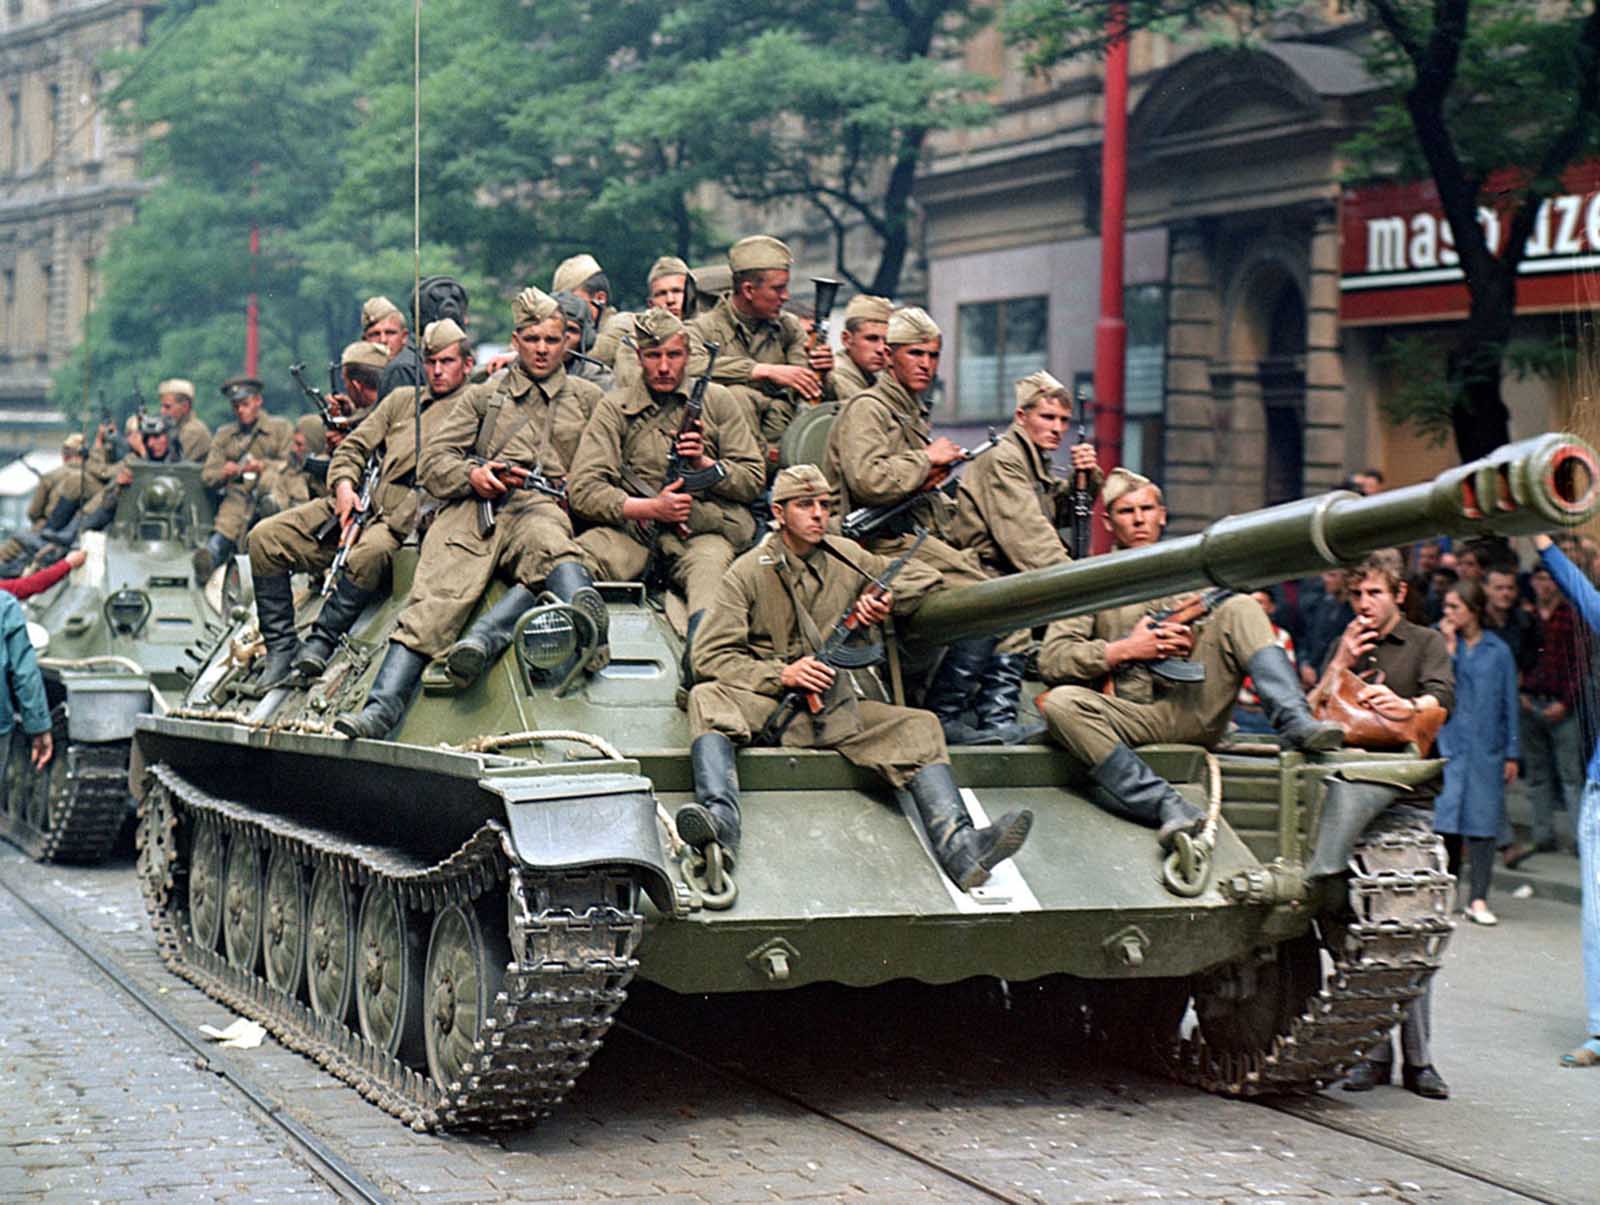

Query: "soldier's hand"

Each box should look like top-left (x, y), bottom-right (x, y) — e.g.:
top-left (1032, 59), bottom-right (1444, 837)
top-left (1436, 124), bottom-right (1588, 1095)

top-left (334, 479), bottom-right (360, 523)
top-left (1069, 443), bottom-right (1098, 473)
top-left (926, 437), bottom-right (965, 467)
top-left (240, 456), bottom-right (263, 475)
top-left (468, 460), bottom-right (509, 499)
top-left (30, 731), bottom-right (52, 771)
top-left (781, 655), bottom-right (835, 693)
top-left (654, 478), bottom-right (693, 524)
top-left (116, 466), bottom-right (134, 487)
top-left (674, 427), bottom-right (712, 469)
top-left (483, 352), bottom-right (516, 377)
top-left (755, 363), bottom-right (823, 401)
top-left (852, 590), bottom-right (892, 627)
top-left (222, 460), bottom-right (241, 480)
top-left (805, 339), bottom-right (834, 375)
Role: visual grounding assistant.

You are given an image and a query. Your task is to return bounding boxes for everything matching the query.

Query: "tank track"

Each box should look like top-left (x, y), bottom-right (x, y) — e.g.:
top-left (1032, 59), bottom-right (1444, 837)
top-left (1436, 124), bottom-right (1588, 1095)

top-left (135, 763), bottom-right (645, 1132)
top-left (0, 724), bottom-right (133, 865)
top-left (1167, 808), bottom-right (1453, 1095)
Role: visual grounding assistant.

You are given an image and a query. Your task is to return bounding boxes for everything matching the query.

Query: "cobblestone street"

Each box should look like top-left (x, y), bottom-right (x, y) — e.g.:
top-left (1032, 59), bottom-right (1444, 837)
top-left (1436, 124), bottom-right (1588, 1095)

top-left (0, 846), bottom-right (1586, 1203)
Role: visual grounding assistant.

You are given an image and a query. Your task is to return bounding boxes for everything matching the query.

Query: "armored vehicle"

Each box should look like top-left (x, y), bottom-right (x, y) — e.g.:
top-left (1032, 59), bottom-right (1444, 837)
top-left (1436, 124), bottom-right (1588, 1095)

top-left (130, 434), bottom-right (1597, 1131)
top-left (2, 461), bottom-right (222, 863)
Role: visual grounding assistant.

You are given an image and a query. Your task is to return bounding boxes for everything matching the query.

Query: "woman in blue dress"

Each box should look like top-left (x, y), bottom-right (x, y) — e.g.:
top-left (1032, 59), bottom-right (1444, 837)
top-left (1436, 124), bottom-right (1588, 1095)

top-left (1434, 578), bottom-right (1520, 926)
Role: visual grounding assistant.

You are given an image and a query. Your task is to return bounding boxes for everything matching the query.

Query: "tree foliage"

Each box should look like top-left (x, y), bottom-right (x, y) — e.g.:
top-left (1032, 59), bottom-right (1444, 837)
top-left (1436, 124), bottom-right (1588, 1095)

top-left (1004, 0), bottom-right (1600, 461)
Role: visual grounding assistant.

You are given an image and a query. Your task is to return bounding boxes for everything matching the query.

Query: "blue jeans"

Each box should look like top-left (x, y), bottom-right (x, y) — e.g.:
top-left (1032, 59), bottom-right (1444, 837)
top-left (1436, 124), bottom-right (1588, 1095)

top-left (1581, 778), bottom-right (1600, 1036)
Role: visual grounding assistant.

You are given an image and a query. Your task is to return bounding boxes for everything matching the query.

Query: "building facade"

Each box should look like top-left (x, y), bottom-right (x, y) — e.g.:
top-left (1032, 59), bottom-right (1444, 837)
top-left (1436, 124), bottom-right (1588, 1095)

top-left (0, 0), bottom-right (149, 459)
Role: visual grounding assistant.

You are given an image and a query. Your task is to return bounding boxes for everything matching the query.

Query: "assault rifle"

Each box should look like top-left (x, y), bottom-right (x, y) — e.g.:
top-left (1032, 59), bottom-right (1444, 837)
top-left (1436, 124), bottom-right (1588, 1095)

top-left (466, 456), bottom-right (567, 537)
top-left (289, 361), bottom-right (360, 434)
top-left (1068, 382), bottom-right (1094, 559)
top-left (758, 529), bottom-right (928, 744)
top-left (806, 279), bottom-right (841, 363)
top-left (840, 430), bottom-right (1000, 542)
top-left (317, 452), bottom-right (383, 597)
top-left (1144, 587), bottom-right (1235, 684)
top-left (663, 341), bottom-right (724, 495)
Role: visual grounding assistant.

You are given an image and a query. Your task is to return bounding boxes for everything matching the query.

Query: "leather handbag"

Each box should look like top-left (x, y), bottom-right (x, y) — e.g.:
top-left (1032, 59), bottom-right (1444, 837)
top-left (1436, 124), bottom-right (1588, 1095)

top-left (1312, 666), bottom-right (1447, 757)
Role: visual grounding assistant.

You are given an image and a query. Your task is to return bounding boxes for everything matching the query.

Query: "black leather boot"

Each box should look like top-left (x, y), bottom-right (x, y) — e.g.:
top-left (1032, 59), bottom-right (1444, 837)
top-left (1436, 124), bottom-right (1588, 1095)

top-left (252, 573), bottom-right (300, 688)
top-left (192, 532), bottom-right (234, 585)
top-left (967, 653), bottom-right (1046, 745)
top-left (681, 609), bottom-right (705, 689)
top-left (295, 577), bottom-right (374, 676)
top-left (333, 643), bottom-right (429, 739)
top-left (676, 733), bottom-right (742, 857)
top-left (1247, 645), bottom-right (1343, 752)
top-left (546, 561), bottom-right (610, 671)
top-left (907, 763), bottom-right (1032, 890)
top-left (1088, 743), bottom-right (1205, 852)
top-left (924, 637), bottom-right (996, 745)
top-left (445, 585), bottom-right (538, 687)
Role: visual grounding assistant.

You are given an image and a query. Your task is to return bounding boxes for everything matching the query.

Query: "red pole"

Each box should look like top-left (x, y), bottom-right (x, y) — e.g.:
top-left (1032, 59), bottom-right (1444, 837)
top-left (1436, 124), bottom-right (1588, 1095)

top-left (245, 222), bottom-right (259, 378)
top-left (1092, 3), bottom-right (1128, 553)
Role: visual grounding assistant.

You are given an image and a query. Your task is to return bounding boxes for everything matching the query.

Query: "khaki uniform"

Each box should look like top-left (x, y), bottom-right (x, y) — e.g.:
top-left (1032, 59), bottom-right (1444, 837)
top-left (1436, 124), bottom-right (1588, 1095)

top-left (248, 384), bottom-right (466, 590)
top-left (201, 415), bottom-right (293, 542)
top-left (569, 377), bottom-right (763, 614)
top-left (393, 364), bottom-right (600, 657)
top-left (175, 413), bottom-right (212, 462)
top-left (596, 316), bottom-right (713, 393)
top-left (689, 531), bottom-right (946, 787)
top-left (687, 295), bottom-right (810, 461)
top-left (0, 465), bottom-right (86, 562)
top-left (951, 422), bottom-right (1092, 574)
top-left (1037, 592), bottom-right (1276, 766)
top-left (821, 373), bottom-right (989, 589)
top-left (823, 355), bottom-right (874, 403)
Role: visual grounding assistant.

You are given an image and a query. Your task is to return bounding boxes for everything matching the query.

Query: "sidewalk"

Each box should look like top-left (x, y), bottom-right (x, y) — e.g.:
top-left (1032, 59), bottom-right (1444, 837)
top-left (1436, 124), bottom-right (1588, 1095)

top-left (1493, 780), bottom-right (1583, 906)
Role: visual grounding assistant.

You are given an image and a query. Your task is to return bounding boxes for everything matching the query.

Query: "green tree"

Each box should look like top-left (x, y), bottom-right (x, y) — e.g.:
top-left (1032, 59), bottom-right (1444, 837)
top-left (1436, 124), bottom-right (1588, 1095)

top-left (1003, 0), bottom-right (1600, 461)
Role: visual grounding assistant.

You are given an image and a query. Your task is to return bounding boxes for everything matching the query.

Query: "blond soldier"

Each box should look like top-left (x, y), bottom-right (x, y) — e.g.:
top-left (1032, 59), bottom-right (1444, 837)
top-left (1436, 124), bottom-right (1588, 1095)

top-left (334, 288), bottom-right (610, 739)
top-left (823, 294), bottom-right (893, 402)
top-left (570, 309), bottom-right (763, 633)
top-left (552, 253), bottom-right (616, 333)
top-left (1037, 468), bottom-right (1341, 852)
top-left (593, 255), bottom-right (693, 390)
top-left (194, 377), bottom-right (293, 582)
top-left (686, 235), bottom-right (832, 465)
top-left (821, 306), bottom-right (1013, 740)
top-left (0, 435), bottom-right (90, 568)
top-left (243, 341), bottom-right (390, 685)
top-left (157, 378), bottom-right (211, 461)
top-left (683, 464), bottom-right (1032, 889)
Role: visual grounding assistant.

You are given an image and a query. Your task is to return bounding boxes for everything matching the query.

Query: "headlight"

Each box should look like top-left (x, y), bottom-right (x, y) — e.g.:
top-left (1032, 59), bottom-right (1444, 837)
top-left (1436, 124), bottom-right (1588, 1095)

top-left (105, 588), bottom-right (152, 635)
top-left (516, 606), bottom-right (578, 671)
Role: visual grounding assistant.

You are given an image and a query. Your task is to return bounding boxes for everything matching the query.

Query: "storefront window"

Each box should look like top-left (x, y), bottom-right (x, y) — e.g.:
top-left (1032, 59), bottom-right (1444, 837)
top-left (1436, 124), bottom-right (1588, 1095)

top-left (955, 296), bottom-right (1048, 418)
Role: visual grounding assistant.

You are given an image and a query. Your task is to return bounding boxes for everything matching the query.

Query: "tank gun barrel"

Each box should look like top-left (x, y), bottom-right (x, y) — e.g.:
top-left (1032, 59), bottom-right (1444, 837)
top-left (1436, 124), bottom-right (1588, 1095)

top-left (905, 433), bottom-right (1599, 644)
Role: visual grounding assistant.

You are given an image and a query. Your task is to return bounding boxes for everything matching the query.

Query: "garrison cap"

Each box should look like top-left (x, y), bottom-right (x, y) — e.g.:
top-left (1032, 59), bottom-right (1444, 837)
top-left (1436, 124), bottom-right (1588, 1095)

top-left (844, 294), bottom-right (894, 325)
top-left (648, 255), bottom-right (690, 284)
top-left (296, 413), bottom-right (328, 455)
top-left (771, 463), bottom-right (832, 505)
top-left (156, 377), bottom-right (195, 401)
top-left (1102, 467), bottom-right (1161, 507)
top-left (512, 286), bottom-right (561, 330)
top-left (886, 306), bottom-right (940, 345)
top-left (124, 414), bottom-right (142, 436)
top-left (552, 253), bottom-right (603, 295)
top-left (422, 318), bottom-right (468, 355)
top-left (221, 376), bottom-right (264, 404)
top-left (361, 295), bottom-right (403, 330)
top-left (633, 308), bottom-right (686, 348)
top-left (728, 235), bottom-right (792, 274)
top-left (61, 432), bottom-right (86, 453)
top-left (1015, 370), bottom-right (1068, 410)
top-left (340, 340), bottom-right (389, 371)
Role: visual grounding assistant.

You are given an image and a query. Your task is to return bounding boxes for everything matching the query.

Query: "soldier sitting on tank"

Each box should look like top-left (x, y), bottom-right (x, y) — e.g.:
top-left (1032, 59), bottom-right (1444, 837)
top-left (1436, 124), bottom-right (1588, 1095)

top-left (0, 433), bottom-right (92, 575)
top-left (946, 370), bottom-right (1104, 744)
top-left (687, 235), bottom-right (832, 467)
top-left (73, 415), bottom-right (184, 536)
top-left (334, 288), bottom-right (610, 738)
top-left (239, 342), bottom-right (390, 684)
top-left (193, 377), bottom-right (294, 584)
top-left (592, 255), bottom-right (692, 392)
top-left (681, 463), bottom-right (1033, 890)
top-left (1036, 468), bottom-right (1343, 851)
top-left (568, 308), bottom-right (764, 657)
top-left (822, 293), bottom-right (893, 403)
top-left (821, 307), bottom-right (1035, 745)
top-left (157, 378), bottom-right (211, 462)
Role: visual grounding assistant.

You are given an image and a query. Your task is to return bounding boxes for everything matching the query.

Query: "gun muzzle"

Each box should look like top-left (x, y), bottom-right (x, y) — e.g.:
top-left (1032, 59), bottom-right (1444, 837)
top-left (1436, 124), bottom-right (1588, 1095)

top-left (812, 278), bottom-right (842, 331)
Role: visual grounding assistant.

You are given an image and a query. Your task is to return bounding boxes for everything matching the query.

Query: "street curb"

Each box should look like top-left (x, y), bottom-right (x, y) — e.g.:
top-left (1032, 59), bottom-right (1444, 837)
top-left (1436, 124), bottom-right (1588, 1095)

top-left (1492, 865), bottom-right (1581, 907)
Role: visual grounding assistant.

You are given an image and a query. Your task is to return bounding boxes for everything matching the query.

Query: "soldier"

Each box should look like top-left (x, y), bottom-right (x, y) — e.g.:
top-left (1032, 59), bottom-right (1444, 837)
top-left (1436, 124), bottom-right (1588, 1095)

top-left (593, 256), bottom-right (694, 391)
top-left (683, 464), bottom-right (1033, 889)
top-left (945, 370), bottom-right (1102, 742)
top-left (823, 294), bottom-right (893, 402)
top-left (553, 290), bottom-right (614, 390)
top-left (1036, 468), bottom-right (1342, 851)
top-left (552, 252), bottom-right (616, 335)
top-left (821, 306), bottom-right (1020, 738)
top-left (334, 288), bottom-right (609, 738)
top-left (243, 340), bottom-right (397, 685)
top-left (157, 379), bottom-right (211, 461)
top-left (687, 235), bottom-right (832, 465)
top-left (568, 308), bottom-right (764, 639)
top-left (73, 415), bottom-right (184, 535)
top-left (193, 377), bottom-right (294, 583)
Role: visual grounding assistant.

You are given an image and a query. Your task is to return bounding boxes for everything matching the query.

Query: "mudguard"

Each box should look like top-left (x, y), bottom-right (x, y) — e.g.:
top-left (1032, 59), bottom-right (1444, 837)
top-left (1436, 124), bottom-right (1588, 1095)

top-left (62, 672), bottom-right (152, 742)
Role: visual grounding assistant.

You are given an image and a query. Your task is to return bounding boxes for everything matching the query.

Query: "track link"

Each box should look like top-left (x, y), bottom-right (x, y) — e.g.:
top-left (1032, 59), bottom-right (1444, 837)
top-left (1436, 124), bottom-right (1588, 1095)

top-left (0, 719), bottom-right (133, 864)
top-left (136, 763), bottom-right (645, 1132)
top-left (1169, 807), bottom-right (1454, 1095)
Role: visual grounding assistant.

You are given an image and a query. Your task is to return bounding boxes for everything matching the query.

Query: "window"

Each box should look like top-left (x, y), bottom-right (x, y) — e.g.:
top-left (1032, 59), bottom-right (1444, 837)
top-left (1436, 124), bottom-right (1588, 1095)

top-left (1123, 284), bottom-right (1167, 484)
top-left (6, 92), bottom-right (20, 175)
top-left (955, 295), bottom-right (1048, 418)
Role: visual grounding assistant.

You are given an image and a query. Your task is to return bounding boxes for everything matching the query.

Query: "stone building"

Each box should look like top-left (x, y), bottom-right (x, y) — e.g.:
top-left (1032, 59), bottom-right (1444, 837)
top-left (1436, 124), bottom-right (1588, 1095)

top-left (0, 0), bottom-right (150, 458)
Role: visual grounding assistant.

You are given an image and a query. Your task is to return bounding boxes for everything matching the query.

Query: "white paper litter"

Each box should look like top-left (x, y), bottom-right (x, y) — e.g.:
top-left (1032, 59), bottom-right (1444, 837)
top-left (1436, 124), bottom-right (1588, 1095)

top-left (199, 1018), bottom-right (266, 1049)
